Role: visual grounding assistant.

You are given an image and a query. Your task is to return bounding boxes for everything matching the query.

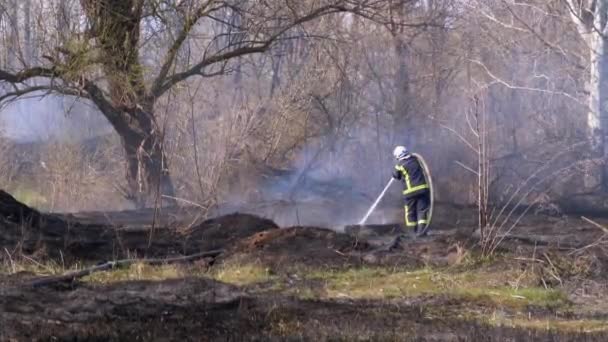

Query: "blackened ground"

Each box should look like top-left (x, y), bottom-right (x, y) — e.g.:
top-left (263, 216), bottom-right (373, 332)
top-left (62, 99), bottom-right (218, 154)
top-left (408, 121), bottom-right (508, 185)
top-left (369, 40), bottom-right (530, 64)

top-left (2, 192), bottom-right (608, 341)
top-left (2, 277), bottom-right (608, 341)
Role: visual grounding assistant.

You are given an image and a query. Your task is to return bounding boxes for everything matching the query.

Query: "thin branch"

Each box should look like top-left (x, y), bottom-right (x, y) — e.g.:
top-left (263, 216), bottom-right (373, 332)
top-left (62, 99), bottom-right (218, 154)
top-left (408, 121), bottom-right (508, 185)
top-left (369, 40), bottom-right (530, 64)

top-left (0, 86), bottom-right (51, 103)
top-left (465, 106), bottom-right (479, 138)
top-left (489, 141), bottom-right (586, 231)
top-left (470, 59), bottom-right (585, 106)
top-left (500, 0), bottom-right (586, 71)
top-left (161, 195), bottom-right (207, 210)
top-left (470, 3), bottom-right (527, 33)
top-left (454, 160), bottom-right (479, 176)
top-left (435, 120), bottom-right (479, 153)
top-left (489, 160), bottom-right (587, 254)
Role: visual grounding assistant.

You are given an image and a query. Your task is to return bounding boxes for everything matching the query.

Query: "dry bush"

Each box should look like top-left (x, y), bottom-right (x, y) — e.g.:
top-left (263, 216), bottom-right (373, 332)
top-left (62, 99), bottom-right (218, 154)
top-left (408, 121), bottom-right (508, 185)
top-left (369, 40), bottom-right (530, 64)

top-left (27, 136), bottom-right (128, 212)
top-left (0, 132), bottom-right (18, 190)
top-left (158, 51), bottom-right (361, 210)
top-left (170, 105), bottom-right (260, 209)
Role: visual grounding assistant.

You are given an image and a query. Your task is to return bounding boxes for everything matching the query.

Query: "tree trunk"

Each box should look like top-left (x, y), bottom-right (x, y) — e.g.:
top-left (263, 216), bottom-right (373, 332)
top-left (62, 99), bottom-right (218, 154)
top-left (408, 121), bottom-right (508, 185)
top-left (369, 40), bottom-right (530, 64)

top-left (587, 27), bottom-right (608, 192)
top-left (80, 0), bottom-right (176, 207)
top-left (23, 0), bottom-right (33, 64)
top-left (8, 0), bottom-right (19, 69)
top-left (57, 0), bottom-right (69, 39)
top-left (393, 35), bottom-right (413, 148)
top-left (390, 0), bottom-right (412, 144)
top-left (566, 0), bottom-right (608, 192)
top-left (112, 108), bottom-right (175, 208)
top-left (394, 37), bottom-right (411, 120)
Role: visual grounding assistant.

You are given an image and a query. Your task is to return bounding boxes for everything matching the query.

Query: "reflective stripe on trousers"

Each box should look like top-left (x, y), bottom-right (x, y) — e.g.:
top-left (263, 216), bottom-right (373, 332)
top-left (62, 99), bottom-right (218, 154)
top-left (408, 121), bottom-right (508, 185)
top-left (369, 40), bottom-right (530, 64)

top-left (404, 205), bottom-right (417, 227)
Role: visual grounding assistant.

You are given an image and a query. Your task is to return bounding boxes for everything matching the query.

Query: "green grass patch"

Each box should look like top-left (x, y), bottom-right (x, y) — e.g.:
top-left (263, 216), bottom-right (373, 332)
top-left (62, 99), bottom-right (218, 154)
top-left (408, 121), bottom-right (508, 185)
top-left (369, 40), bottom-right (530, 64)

top-left (456, 286), bottom-right (568, 310)
top-left (310, 267), bottom-right (439, 298)
top-left (306, 266), bottom-right (568, 310)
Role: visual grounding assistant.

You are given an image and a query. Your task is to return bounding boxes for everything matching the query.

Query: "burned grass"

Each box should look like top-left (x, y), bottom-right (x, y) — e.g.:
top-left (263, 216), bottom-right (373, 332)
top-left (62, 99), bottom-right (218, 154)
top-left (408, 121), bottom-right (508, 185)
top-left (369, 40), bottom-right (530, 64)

top-left (3, 195), bottom-right (608, 340)
top-left (2, 274), bottom-right (607, 341)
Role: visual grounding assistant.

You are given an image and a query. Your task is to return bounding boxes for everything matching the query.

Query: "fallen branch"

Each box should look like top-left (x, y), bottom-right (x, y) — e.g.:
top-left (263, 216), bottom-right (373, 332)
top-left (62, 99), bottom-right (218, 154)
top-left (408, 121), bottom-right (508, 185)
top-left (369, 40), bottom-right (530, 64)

top-left (30, 249), bottom-right (224, 288)
top-left (161, 195), bottom-right (208, 210)
top-left (581, 216), bottom-right (608, 235)
top-left (472, 230), bottom-right (579, 250)
top-left (568, 217), bottom-right (608, 255)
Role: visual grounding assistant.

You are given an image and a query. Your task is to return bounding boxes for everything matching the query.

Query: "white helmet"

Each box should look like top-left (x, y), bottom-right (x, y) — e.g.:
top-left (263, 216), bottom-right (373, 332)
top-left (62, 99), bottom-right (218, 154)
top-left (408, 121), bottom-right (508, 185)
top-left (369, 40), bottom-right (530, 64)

top-left (393, 145), bottom-right (409, 160)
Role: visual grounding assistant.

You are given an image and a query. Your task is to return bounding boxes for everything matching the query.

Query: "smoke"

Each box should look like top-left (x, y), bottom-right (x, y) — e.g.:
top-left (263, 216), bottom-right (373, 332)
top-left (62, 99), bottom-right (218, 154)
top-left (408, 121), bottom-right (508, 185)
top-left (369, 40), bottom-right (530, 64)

top-left (0, 94), bottom-right (112, 143)
top-left (218, 120), bottom-right (412, 228)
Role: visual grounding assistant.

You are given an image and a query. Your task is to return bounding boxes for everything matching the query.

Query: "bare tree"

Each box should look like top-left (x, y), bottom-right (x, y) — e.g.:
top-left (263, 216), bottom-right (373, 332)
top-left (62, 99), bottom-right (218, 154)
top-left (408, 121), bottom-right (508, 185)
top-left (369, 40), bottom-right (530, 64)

top-left (563, 0), bottom-right (608, 191)
top-left (0, 0), bottom-right (390, 207)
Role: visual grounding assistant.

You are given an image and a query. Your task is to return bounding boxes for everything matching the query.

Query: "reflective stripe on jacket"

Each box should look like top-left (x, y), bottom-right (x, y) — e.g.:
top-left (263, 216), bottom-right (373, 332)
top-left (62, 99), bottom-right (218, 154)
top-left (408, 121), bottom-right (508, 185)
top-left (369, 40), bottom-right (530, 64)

top-left (392, 155), bottom-right (429, 197)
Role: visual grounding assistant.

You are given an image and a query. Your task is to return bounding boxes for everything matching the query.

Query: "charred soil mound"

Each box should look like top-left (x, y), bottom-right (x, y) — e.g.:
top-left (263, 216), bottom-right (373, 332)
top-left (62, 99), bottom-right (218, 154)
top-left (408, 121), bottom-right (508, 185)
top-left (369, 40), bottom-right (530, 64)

top-left (0, 190), bottom-right (278, 262)
top-left (222, 225), bottom-right (474, 270)
top-left (187, 213), bottom-right (279, 252)
top-left (227, 226), bottom-right (372, 268)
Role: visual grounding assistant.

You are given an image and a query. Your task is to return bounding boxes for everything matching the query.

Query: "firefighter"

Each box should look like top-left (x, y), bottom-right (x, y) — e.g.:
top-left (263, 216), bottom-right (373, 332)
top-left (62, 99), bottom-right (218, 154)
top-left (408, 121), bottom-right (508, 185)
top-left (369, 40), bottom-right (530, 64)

top-left (392, 146), bottom-right (430, 236)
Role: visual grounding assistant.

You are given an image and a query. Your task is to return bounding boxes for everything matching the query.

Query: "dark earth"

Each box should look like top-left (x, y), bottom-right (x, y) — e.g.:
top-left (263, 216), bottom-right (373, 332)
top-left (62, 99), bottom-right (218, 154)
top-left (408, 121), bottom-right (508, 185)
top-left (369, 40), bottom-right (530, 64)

top-left (2, 190), bottom-right (608, 341)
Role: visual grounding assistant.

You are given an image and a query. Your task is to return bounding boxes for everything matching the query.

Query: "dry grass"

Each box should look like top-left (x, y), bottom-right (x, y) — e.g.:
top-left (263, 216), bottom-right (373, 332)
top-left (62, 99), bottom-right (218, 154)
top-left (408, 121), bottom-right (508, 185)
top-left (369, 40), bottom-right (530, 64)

top-left (210, 260), bottom-right (275, 286)
top-left (83, 263), bottom-right (185, 284)
top-left (0, 255), bottom-right (67, 276)
top-left (0, 135), bottom-right (128, 212)
top-left (0, 134), bottom-right (18, 191)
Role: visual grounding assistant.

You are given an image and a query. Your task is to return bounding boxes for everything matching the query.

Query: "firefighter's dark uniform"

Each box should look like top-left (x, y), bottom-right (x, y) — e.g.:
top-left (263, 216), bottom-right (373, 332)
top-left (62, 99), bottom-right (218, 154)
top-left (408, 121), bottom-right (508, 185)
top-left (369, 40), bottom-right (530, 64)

top-left (392, 154), bottom-right (430, 234)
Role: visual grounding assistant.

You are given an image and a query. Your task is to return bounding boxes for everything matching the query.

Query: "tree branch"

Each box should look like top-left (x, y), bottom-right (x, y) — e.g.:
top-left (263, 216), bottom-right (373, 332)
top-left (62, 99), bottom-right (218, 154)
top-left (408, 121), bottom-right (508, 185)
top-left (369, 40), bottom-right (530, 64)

top-left (0, 85), bottom-right (81, 105)
top-left (82, 79), bottom-right (123, 127)
top-left (0, 67), bottom-right (59, 83)
top-left (498, 0), bottom-right (586, 71)
top-left (0, 65), bottom-right (123, 130)
top-left (153, 4), bottom-right (354, 98)
top-left (563, 0), bottom-right (597, 36)
top-left (150, 0), bottom-right (223, 97)
top-left (469, 59), bottom-right (585, 106)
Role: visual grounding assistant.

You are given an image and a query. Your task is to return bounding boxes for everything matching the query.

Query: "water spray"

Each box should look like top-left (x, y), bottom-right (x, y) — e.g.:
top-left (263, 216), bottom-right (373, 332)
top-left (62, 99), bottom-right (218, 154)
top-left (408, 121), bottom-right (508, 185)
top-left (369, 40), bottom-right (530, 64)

top-left (358, 178), bottom-right (395, 225)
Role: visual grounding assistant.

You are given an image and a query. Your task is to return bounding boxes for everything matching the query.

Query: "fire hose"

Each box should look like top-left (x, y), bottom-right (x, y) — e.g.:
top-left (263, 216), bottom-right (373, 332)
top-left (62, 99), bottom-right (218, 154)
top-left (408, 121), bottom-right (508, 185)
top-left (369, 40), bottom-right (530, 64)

top-left (413, 152), bottom-right (434, 235)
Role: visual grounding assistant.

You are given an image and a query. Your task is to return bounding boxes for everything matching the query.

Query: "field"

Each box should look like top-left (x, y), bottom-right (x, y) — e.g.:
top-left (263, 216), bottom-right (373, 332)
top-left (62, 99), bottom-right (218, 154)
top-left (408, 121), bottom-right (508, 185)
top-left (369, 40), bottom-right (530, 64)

top-left (1, 190), bottom-right (608, 341)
